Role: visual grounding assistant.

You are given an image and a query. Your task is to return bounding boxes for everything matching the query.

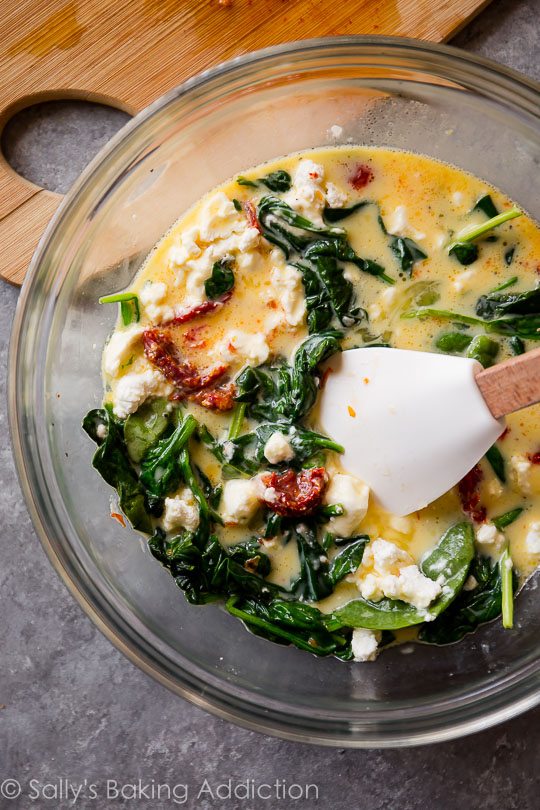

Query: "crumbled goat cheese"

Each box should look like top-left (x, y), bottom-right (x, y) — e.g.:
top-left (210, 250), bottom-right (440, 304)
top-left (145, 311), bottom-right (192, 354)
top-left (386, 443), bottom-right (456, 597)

top-left (385, 204), bottom-right (426, 241)
top-left (103, 324), bottom-right (144, 377)
top-left (162, 488), bottom-right (200, 532)
top-left (324, 473), bottom-right (370, 537)
top-left (220, 479), bottom-right (260, 525)
top-left (453, 268), bottom-right (477, 293)
top-left (96, 423), bottom-right (108, 440)
top-left (139, 281), bottom-right (174, 323)
top-left (270, 264), bottom-right (307, 327)
top-left (213, 330), bottom-right (270, 367)
top-left (113, 369), bottom-right (172, 419)
top-left (475, 522), bottom-right (505, 551)
top-left (463, 575), bottom-right (478, 591)
top-left (452, 191), bottom-right (465, 205)
top-left (264, 431), bottom-right (295, 465)
top-left (325, 181), bottom-right (347, 208)
top-left (510, 454), bottom-right (532, 495)
top-left (355, 538), bottom-right (441, 610)
top-left (282, 160), bottom-right (326, 225)
top-left (351, 628), bottom-right (381, 662)
top-left (168, 191), bottom-right (260, 304)
top-left (526, 521), bottom-right (540, 554)
top-left (329, 124), bottom-right (343, 139)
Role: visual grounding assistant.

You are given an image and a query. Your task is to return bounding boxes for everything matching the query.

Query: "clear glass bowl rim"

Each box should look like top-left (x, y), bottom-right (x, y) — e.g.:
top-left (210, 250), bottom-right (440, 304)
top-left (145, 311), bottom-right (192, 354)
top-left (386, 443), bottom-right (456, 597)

top-left (8, 35), bottom-right (540, 748)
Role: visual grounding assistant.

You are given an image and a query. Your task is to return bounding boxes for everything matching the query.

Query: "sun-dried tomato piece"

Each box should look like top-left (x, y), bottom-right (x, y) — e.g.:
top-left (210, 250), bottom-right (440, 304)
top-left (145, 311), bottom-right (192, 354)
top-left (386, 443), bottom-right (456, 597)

top-left (260, 467), bottom-right (327, 517)
top-left (143, 328), bottom-right (228, 391)
top-left (528, 452), bottom-right (540, 464)
top-left (243, 200), bottom-right (262, 233)
top-left (457, 464), bottom-right (486, 523)
top-left (183, 325), bottom-right (207, 349)
top-left (189, 383), bottom-right (237, 411)
top-left (349, 163), bottom-right (374, 190)
top-left (163, 291), bottom-right (232, 327)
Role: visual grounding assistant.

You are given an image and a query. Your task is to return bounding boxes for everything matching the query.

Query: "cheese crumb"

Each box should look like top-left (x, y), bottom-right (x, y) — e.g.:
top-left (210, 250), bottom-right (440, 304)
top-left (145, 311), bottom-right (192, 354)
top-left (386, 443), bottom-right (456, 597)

top-left (525, 521), bottom-right (540, 554)
top-left (325, 181), bottom-right (347, 208)
top-left (351, 628), bottom-right (380, 662)
top-left (264, 432), bottom-right (295, 465)
top-left (220, 479), bottom-right (260, 525)
top-left (214, 330), bottom-right (270, 367)
top-left (103, 324), bottom-right (144, 377)
top-left (355, 538), bottom-right (441, 610)
top-left (510, 454), bottom-right (532, 495)
top-left (324, 473), bottom-right (370, 537)
top-left (385, 204), bottom-right (425, 241)
top-left (270, 264), bottom-right (307, 327)
top-left (162, 487), bottom-right (200, 532)
top-left (113, 369), bottom-right (172, 419)
top-left (475, 522), bottom-right (505, 551)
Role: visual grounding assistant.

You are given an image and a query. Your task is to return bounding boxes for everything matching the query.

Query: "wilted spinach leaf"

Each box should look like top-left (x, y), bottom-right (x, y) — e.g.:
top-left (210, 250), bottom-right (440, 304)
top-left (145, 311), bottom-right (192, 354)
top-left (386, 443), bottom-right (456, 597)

top-left (124, 398), bottom-right (172, 463)
top-left (419, 555), bottom-right (516, 644)
top-left (139, 414), bottom-right (197, 497)
top-left (83, 405), bottom-right (152, 533)
top-left (390, 236), bottom-right (427, 277)
top-left (204, 259), bottom-right (235, 300)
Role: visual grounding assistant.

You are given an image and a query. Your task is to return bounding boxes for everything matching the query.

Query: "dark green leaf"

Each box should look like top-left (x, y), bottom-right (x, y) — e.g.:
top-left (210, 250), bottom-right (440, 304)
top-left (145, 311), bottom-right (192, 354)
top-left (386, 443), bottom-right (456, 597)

top-left (485, 444), bottom-right (506, 483)
top-left (289, 522), bottom-right (333, 602)
top-left (323, 201), bottom-right (370, 223)
top-left (124, 398), bottom-right (172, 463)
top-left (504, 247), bottom-right (516, 266)
top-left (419, 555), bottom-right (516, 644)
top-left (260, 169), bottom-right (291, 192)
top-left (328, 523), bottom-right (475, 630)
top-left (466, 335), bottom-right (499, 368)
top-left (509, 336), bottom-right (525, 355)
top-left (390, 236), bottom-right (427, 277)
top-left (475, 287), bottom-right (540, 320)
top-left (492, 507), bottom-right (523, 530)
top-left (139, 414), bottom-right (197, 497)
top-left (449, 242), bottom-right (479, 265)
top-left (83, 406), bottom-right (152, 533)
top-left (204, 259), bottom-right (235, 300)
top-left (473, 194), bottom-right (499, 218)
top-left (235, 332), bottom-right (342, 423)
top-left (435, 332), bottom-right (472, 353)
top-left (328, 538), bottom-right (368, 585)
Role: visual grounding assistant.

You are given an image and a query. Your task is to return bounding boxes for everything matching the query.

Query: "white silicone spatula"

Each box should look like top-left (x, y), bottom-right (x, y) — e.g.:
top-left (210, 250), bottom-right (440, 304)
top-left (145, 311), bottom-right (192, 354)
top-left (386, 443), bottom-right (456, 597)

top-left (319, 346), bottom-right (540, 516)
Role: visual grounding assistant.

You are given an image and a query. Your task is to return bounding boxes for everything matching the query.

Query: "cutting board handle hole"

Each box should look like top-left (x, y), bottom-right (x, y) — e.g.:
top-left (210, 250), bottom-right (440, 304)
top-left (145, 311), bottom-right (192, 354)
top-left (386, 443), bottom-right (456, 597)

top-left (1, 97), bottom-right (130, 194)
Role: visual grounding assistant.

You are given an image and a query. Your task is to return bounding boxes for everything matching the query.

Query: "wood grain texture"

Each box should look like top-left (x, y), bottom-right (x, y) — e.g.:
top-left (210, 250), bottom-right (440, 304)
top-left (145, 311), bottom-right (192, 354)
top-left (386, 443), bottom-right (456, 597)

top-left (476, 347), bottom-right (540, 420)
top-left (0, 0), bottom-right (492, 285)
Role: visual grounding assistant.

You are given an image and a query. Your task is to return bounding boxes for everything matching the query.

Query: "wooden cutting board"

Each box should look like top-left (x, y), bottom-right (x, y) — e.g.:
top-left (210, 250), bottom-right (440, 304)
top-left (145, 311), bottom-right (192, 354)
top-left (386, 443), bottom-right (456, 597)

top-left (0, 0), bottom-right (491, 285)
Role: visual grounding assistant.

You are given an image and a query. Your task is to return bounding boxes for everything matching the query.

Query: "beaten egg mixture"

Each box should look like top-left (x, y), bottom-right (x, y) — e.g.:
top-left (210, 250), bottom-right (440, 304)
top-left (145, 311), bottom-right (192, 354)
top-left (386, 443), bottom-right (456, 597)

top-left (92, 147), bottom-right (540, 662)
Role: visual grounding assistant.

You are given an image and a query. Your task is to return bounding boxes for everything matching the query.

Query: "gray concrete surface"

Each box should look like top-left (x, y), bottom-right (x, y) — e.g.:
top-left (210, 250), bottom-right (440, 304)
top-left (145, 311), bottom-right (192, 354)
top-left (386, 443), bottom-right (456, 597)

top-left (1, 1), bottom-right (539, 807)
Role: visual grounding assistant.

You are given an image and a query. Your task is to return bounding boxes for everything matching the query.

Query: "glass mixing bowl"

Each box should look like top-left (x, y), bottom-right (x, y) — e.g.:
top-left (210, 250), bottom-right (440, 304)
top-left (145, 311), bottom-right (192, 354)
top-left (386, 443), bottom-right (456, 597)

top-left (9, 37), bottom-right (540, 747)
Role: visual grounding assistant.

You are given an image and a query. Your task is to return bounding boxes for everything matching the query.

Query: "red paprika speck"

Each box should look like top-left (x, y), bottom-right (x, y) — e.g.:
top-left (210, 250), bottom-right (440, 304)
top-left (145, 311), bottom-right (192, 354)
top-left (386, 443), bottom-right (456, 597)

top-left (111, 512), bottom-right (126, 527)
top-left (309, 171), bottom-right (320, 179)
top-left (528, 452), bottom-right (540, 464)
top-left (457, 464), bottom-right (486, 523)
top-left (349, 163), bottom-right (374, 190)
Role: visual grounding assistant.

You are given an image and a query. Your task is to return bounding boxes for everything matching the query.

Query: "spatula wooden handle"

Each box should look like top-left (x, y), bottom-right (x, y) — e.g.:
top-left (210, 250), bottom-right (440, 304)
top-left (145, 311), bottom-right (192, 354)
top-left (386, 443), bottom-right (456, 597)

top-left (475, 346), bottom-right (540, 420)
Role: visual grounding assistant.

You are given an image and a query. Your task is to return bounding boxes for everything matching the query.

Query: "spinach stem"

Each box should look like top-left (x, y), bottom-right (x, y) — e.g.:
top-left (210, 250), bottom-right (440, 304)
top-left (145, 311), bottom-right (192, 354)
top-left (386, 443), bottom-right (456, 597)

top-left (500, 547), bottom-right (514, 629)
top-left (448, 207), bottom-right (521, 250)
top-left (99, 292), bottom-right (140, 325)
top-left (490, 276), bottom-right (518, 293)
top-left (228, 402), bottom-right (247, 440)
